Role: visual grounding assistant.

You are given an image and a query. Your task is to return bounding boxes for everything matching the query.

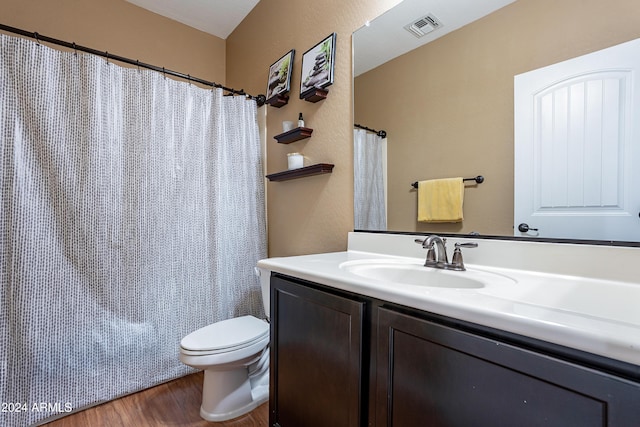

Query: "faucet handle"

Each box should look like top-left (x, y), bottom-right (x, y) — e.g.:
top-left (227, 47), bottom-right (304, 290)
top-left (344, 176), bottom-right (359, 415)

top-left (414, 237), bottom-right (430, 248)
top-left (450, 242), bottom-right (478, 271)
top-left (456, 242), bottom-right (478, 249)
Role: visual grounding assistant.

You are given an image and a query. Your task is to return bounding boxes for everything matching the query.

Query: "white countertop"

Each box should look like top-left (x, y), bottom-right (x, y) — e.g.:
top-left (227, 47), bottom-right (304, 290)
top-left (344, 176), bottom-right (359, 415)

top-left (258, 248), bottom-right (640, 367)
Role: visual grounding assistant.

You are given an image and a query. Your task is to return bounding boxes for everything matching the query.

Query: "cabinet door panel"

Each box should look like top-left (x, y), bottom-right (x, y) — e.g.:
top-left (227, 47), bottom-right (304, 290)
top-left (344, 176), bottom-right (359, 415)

top-left (270, 276), bottom-right (365, 427)
top-left (376, 307), bottom-right (640, 427)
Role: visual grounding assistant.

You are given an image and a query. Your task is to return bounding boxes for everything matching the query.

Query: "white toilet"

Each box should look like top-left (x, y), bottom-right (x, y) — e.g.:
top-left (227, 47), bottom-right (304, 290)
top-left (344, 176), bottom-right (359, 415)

top-left (179, 268), bottom-right (271, 422)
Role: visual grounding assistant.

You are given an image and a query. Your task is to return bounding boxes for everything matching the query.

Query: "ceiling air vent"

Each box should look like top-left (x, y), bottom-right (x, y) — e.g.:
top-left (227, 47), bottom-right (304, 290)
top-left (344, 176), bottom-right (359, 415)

top-left (404, 13), bottom-right (442, 38)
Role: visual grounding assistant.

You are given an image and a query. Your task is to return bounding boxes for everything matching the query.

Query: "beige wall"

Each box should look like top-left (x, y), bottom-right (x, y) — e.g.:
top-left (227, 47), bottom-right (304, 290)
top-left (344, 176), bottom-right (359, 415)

top-left (355, 0), bottom-right (640, 236)
top-left (2, 0), bottom-right (226, 84)
top-left (227, 0), bottom-right (401, 256)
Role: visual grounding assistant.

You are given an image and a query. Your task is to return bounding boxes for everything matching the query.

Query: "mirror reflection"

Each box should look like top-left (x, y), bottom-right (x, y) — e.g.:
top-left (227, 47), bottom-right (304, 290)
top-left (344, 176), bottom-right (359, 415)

top-left (353, 0), bottom-right (640, 242)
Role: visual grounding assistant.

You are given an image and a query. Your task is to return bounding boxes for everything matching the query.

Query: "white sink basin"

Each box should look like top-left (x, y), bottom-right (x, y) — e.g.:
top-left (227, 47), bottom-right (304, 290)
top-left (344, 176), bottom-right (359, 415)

top-left (339, 259), bottom-right (515, 289)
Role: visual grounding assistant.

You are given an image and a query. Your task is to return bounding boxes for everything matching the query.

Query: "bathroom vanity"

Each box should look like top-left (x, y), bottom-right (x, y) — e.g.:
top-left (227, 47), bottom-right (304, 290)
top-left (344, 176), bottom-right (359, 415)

top-left (258, 232), bottom-right (640, 427)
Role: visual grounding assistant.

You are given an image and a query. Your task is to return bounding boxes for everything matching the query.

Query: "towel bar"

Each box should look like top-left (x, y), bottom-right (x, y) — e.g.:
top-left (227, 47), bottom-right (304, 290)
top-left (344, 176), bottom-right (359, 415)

top-left (411, 175), bottom-right (484, 189)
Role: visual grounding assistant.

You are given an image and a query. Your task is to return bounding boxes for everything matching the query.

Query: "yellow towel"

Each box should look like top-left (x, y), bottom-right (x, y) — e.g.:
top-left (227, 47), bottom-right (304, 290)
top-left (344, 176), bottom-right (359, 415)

top-left (418, 177), bottom-right (464, 222)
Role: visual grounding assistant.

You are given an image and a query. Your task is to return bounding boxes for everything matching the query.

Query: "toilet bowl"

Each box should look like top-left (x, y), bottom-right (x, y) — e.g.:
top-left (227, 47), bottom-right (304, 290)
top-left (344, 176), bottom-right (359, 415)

top-left (180, 315), bottom-right (270, 421)
top-left (179, 268), bottom-right (272, 422)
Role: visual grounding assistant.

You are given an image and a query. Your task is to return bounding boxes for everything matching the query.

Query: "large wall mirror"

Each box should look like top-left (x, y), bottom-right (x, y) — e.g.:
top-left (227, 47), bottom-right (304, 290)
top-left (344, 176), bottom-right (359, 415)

top-left (353, 0), bottom-right (640, 243)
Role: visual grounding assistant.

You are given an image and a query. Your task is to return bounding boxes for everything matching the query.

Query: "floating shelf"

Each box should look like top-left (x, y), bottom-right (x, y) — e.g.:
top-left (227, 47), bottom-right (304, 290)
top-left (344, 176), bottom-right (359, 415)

top-left (301, 88), bottom-right (328, 103)
top-left (265, 94), bottom-right (289, 108)
top-left (266, 163), bottom-right (334, 182)
top-left (274, 127), bottom-right (313, 144)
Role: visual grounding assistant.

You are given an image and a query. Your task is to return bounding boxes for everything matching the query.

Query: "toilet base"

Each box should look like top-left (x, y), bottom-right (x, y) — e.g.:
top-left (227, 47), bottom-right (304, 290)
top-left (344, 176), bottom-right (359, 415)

top-left (200, 389), bottom-right (268, 422)
top-left (199, 364), bottom-right (269, 422)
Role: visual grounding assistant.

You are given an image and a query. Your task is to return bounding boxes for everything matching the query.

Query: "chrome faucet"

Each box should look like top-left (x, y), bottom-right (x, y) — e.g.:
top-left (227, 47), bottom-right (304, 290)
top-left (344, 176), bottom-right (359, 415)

top-left (414, 235), bottom-right (478, 271)
top-left (415, 235), bottom-right (448, 268)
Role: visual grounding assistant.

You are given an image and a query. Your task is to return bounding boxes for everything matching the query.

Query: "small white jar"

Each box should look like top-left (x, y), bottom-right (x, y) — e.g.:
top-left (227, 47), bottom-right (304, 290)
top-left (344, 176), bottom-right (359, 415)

top-left (282, 121), bottom-right (295, 132)
top-left (287, 152), bottom-right (304, 170)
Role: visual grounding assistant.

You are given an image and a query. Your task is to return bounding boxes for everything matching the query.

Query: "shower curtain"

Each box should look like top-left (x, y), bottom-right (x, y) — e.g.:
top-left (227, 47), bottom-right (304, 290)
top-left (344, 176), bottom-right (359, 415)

top-left (0, 34), bottom-right (266, 427)
top-left (354, 129), bottom-right (387, 230)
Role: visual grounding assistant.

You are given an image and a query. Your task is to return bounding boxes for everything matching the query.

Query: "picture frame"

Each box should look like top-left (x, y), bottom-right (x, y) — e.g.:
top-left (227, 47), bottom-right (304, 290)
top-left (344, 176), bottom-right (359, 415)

top-left (299, 33), bottom-right (337, 98)
top-left (266, 49), bottom-right (295, 102)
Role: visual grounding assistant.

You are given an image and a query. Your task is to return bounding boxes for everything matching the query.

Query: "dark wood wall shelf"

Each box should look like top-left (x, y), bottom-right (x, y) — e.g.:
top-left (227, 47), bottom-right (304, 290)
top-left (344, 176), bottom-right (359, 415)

top-left (266, 163), bottom-right (334, 181)
top-left (301, 88), bottom-right (328, 103)
top-left (274, 127), bottom-right (313, 144)
top-left (266, 94), bottom-right (289, 108)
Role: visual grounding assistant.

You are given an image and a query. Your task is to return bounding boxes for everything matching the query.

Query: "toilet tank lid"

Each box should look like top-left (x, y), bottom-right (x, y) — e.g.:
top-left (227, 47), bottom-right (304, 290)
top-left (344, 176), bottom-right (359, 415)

top-left (181, 315), bottom-right (269, 352)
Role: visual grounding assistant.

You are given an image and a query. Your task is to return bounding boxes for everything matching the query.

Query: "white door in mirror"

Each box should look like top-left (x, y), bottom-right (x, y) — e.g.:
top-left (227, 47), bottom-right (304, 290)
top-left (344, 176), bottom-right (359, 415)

top-left (514, 38), bottom-right (640, 241)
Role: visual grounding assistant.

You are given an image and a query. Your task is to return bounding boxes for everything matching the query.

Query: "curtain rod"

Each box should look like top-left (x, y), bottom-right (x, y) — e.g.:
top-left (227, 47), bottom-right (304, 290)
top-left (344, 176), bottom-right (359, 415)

top-left (354, 123), bottom-right (387, 138)
top-left (0, 23), bottom-right (267, 107)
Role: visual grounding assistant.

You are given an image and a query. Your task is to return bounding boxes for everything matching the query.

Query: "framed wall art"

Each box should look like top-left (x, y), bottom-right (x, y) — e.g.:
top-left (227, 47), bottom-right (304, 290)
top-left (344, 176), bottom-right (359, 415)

top-left (300, 33), bottom-right (336, 100)
top-left (266, 49), bottom-right (295, 106)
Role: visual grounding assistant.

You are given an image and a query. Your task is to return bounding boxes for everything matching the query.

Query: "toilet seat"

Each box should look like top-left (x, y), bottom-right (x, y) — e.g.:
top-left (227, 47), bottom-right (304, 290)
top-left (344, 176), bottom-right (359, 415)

top-left (180, 315), bottom-right (269, 356)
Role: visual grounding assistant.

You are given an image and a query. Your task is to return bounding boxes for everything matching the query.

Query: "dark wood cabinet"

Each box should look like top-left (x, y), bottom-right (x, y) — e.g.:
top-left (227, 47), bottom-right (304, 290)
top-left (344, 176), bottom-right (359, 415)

top-left (375, 307), bottom-right (640, 427)
top-left (269, 274), bottom-right (640, 426)
top-left (269, 275), bottom-right (367, 427)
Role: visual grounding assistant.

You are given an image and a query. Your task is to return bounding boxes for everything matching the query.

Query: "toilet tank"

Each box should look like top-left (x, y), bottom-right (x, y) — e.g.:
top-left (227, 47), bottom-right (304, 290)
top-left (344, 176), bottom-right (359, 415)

top-left (256, 267), bottom-right (271, 319)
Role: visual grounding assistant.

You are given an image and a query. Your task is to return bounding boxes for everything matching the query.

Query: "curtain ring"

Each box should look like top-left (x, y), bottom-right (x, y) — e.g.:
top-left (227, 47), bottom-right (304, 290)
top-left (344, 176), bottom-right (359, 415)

top-left (105, 51), bottom-right (109, 65)
top-left (136, 59), bottom-right (140, 72)
top-left (162, 67), bottom-right (166, 79)
top-left (187, 74), bottom-right (191, 85)
top-left (72, 42), bottom-right (77, 56)
top-left (33, 32), bottom-right (41, 45)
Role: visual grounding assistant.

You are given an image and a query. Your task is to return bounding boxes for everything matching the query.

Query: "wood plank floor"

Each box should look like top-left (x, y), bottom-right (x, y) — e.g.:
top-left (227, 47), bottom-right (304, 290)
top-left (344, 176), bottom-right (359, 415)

top-left (43, 372), bottom-right (269, 426)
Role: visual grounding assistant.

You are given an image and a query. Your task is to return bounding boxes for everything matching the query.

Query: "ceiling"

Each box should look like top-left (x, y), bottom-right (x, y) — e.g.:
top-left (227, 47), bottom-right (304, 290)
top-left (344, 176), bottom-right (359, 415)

top-left (126, 0), bottom-right (260, 39)
top-left (125, 0), bottom-right (516, 65)
top-left (353, 0), bottom-right (516, 76)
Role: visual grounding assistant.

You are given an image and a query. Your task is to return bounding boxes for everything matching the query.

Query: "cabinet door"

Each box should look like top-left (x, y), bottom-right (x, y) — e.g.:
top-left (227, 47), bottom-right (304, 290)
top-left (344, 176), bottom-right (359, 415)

top-left (270, 276), bottom-right (365, 427)
top-left (376, 307), bottom-right (640, 427)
